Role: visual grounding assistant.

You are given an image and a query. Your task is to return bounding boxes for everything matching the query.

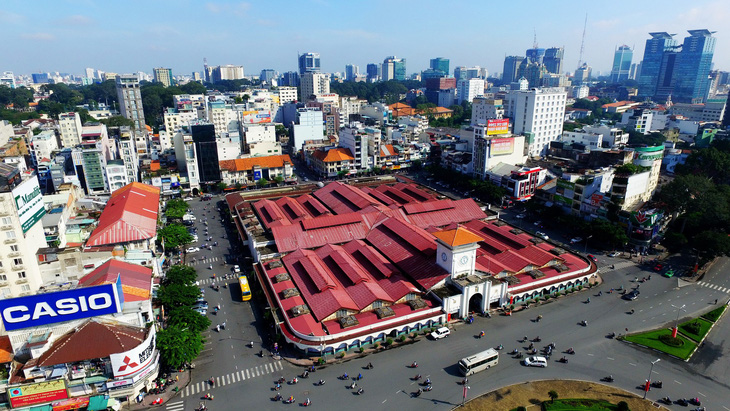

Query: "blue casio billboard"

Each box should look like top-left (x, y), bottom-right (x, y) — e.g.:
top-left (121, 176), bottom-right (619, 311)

top-left (0, 282), bottom-right (124, 331)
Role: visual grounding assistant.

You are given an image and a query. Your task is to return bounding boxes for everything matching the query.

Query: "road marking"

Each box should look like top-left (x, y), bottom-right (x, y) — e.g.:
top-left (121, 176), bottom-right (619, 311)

top-left (275, 361), bottom-right (283, 371)
top-left (674, 380), bottom-right (682, 384)
top-left (166, 400), bottom-right (185, 411)
top-left (266, 363), bottom-right (273, 373)
top-left (723, 406), bottom-right (730, 411)
top-left (246, 369), bottom-right (250, 379)
top-left (606, 357), bottom-right (614, 360)
top-left (698, 392), bottom-right (706, 397)
top-left (587, 353), bottom-right (594, 356)
top-left (629, 363), bottom-right (636, 366)
top-left (382, 399), bottom-right (387, 404)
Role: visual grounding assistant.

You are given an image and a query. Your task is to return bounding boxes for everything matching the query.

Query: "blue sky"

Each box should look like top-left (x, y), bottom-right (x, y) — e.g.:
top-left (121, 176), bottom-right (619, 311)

top-left (2, 0), bottom-right (729, 78)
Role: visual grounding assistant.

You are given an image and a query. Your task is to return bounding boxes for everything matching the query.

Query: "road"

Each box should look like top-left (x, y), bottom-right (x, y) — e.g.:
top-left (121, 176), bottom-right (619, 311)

top-left (162, 191), bottom-right (730, 410)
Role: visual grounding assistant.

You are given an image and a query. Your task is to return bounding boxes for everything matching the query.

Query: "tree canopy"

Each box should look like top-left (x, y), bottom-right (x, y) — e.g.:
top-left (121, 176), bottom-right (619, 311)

top-left (164, 265), bottom-right (197, 287)
top-left (330, 80), bottom-right (422, 104)
top-left (165, 199), bottom-right (189, 219)
top-left (166, 306), bottom-right (211, 334)
top-left (156, 324), bottom-right (205, 369)
top-left (159, 223), bottom-right (194, 250)
top-left (156, 283), bottom-right (200, 309)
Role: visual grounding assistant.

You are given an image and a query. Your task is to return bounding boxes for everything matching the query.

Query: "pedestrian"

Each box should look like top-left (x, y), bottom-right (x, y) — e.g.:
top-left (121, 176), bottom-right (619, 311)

top-left (715, 299), bottom-right (718, 304)
top-left (176, 375), bottom-right (179, 382)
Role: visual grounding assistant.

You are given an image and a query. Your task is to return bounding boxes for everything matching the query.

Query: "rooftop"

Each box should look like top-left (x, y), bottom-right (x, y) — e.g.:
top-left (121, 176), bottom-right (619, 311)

top-left (220, 154), bottom-right (293, 172)
top-left (78, 259), bottom-right (153, 302)
top-left (86, 183), bottom-right (160, 247)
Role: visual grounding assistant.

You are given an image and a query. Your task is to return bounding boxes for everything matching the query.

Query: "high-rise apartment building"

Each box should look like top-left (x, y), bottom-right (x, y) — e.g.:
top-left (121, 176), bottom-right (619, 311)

top-left (191, 123), bottom-right (221, 183)
top-left (502, 56), bottom-right (524, 83)
top-left (638, 32), bottom-right (680, 99)
top-left (300, 72), bottom-right (330, 100)
top-left (543, 47), bottom-right (564, 74)
top-left (504, 87), bottom-right (567, 157)
top-left (574, 64), bottom-right (592, 85)
top-left (430, 57), bottom-right (450, 76)
top-left (298, 52), bottom-right (321, 75)
top-left (456, 78), bottom-right (485, 104)
top-left (280, 71), bottom-right (299, 87)
top-left (382, 57), bottom-right (406, 81)
top-left (673, 29), bottom-right (716, 103)
top-left (59, 112), bottom-right (83, 148)
top-left (115, 74), bottom-right (145, 131)
top-left (153, 67), bottom-right (173, 87)
top-left (345, 64), bottom-right (359, 81)
top-left (260, 69), bottom-right (277, 83)
top-left (471, 98), bottom-right (505, 126)
top-left (454, 66), bottom-right (484, 81)
top-left (211, 65), bottom-right (245, 82)
top-left (610, 45), bottom-right (633, 83)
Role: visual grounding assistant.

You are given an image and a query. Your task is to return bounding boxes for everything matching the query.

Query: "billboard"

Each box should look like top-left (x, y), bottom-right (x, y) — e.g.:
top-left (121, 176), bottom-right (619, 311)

top-left (12, 178), bottom-right (45, 233)
top-left (486, 119), bottom-right (509, 135)
top-left (490, 138), bottom-right (514, 156)
top-left (241, 110), bottom-right (272, 124)
top-left (8, 380), bottom-right (68, 408)
top-left (110, 327), bottom-right (156, 377)
top-left (633, 146), bottom-right (664, 167)
top-left (253, 170), bottom-right (262, 181)
top-left (0, 283), bottom-right (123, 331)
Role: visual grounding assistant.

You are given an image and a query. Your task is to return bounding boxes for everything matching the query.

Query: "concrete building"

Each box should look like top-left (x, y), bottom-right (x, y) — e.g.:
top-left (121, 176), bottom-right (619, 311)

top-left (300, 72), bottom-right (330, 101)
top-left (219, 155), bottom-right (293, 186)
top-left (610, 45), bottom-right (633, 83)
top-left (191, 123), bottom-right (221, 184)
top-left (29, 131), bottom-right (58, 172)
top-left (345, 64), bottom-right (359, 81)
top-left (471, 97), bottom-right (505, 126)
top-left (292, 107), bottom-right (325, 152)
top-left (210, 65), bottom-right (245, 82)
top-left (456, 78), bottom-right (485, 104)
top-left (503, 56), bottom-right (524, 84)
top-left (339, 124), bottom-right (377, 170)
top-left (58, 112), bottom-right (83, 148)
top-left (115, 74), bottom-right (145, 131)
top-left (173, 130), bottom-right (199, 190)
top-left (504, 87), bottom-right (567, 157)
top-left (163, 107), bottom-right (199, 135)
top-left (105, 159), bottom-right (128, 193)
top-left (152, 67), bottom-right (173, 87)
top-left (310, 148), bottom-right (355, 177)
top-left (298, 52), bottom-right (321, 75)
top-left (471, 129), bottom-right (527, 180)
top-left (574, 64), bottom-right (591, 84)
top-left (382, 56), bottom-right (406, 81)
top-left (669, 100), bottom-right (727, 122)
top-left (277, 86), bottom-right (298, 104)
top-left (561, 125), bottom-right (629, 148)
top-left (118, 127), bottom-right (140, 184)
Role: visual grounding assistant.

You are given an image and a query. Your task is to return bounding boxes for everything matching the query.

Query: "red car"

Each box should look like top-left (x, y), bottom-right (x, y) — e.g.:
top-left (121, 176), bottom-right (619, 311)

top-left (653, 263), bottom-right (663, 272)
top-left (587, 255), bottom-right (597, 263)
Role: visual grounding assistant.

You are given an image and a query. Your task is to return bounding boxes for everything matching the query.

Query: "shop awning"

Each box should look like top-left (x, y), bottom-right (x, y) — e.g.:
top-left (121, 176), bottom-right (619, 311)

top-left (87, 395), bottom-right (116, 411)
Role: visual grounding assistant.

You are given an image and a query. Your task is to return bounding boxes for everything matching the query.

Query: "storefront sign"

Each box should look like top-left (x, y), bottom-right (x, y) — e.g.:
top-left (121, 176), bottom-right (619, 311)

top-left (490, 138), bottom-right (514, 156)
top-left (12, 177), bottom-right (46, 233)
top-left (0, 282), bottom-right (123, 331)
top-left (110, 328), bottom-right (156, 377)
top-left (8, 380), bottom-right (68, 408)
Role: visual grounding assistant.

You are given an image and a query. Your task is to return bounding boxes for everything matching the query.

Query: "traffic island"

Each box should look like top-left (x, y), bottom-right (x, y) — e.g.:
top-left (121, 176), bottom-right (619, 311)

top-left (460, 380), bottom-right (657, 411)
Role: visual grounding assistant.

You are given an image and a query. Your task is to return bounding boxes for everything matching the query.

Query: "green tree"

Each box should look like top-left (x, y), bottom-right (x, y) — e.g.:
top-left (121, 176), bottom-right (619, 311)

top-left (547, 390), bottom-right (558, 403)
top-left (159, 223), bottom-right (194, 249)
top-left (274, 176), bottom-right (284, 185)
top-left (156, 324), bottom-right (205, 369)
top-left (10, 87), bottom-right (33, 108)
top-left (256, 178), bottom-right (269, 187)
top-left (216, 182), bottom-right (228, 192)
top-left (234, 182), bottom-right (242, 190)
top-left (178, 81), bottom-right (207, 95)
top-left (164, 265), bottom-right (197, 286)
top-left (100, 115), bottom-right (135, 129)
top-left (166, 306), bottom-right (211, 334)
top-left (164, 199), bottom-right (189, 219)
top-left (157, 283), bottom-right (200, 309)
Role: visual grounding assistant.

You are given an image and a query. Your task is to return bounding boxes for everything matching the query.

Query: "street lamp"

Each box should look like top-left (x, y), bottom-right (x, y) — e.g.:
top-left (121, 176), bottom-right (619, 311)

top-left (671, 304), bottom-right (686, 338)
top-left (643, 359), bottom-right (660, 399)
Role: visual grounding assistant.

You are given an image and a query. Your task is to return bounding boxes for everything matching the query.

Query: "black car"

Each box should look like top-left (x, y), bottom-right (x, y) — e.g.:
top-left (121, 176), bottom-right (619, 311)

top-left (623, 290), bottom-right (640, 301)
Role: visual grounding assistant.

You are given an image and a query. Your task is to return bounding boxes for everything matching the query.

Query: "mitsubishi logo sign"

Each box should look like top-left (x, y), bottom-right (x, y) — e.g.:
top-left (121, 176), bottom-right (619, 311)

top-left (117, 356), bottom-right (139, 373)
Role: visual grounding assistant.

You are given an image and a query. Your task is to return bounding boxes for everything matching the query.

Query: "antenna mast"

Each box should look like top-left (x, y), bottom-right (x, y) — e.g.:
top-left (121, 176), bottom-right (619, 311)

top-left (578, 14), bottom-right (587, 69)
top-left (533, 28), bottom-right (538, 49)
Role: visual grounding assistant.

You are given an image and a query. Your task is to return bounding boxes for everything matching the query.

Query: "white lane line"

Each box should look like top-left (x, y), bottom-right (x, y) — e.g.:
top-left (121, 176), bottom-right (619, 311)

top-left (629, 363), bottom-right (637, 366)
top-left (723, 406), bottom-right (730, 411)
top-left (587, 353), bottom-right (594, 356)
top-left (246, 369), bottom-right (250, 379)
top-left (698, 392), bottom-right (706, 397)
top-left (382, 399), bottom-right (387, 404)
top-left (674, 380), bottom-right (682, 384)
top-left (606, 357), bottom-right (615, 360)
top-left (275, 361), bottom-right (283, 371)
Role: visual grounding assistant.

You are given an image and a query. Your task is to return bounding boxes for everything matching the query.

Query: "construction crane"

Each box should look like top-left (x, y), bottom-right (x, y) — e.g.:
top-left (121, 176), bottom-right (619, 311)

top-left (577, 13), bottom-right (587, 69)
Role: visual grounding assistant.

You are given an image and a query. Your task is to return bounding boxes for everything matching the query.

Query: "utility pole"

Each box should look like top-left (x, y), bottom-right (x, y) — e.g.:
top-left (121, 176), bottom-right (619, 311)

top-left (577, 13), bottom-right (588, 69)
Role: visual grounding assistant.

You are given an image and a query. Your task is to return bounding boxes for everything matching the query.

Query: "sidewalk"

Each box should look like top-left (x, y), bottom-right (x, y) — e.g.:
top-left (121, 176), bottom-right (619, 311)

top-left (128, 368), bottom-right (191, 410)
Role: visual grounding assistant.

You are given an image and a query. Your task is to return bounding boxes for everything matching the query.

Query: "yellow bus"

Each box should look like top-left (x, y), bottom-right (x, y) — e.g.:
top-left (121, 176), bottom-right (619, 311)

top-left (239, 275), bottom-right (252, 301)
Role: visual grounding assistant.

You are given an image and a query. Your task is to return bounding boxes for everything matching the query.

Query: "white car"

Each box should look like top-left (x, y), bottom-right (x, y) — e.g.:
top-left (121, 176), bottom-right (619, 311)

top-left (570, 237), bottom-right (583, 244)
top-left (608, 251), bottom-right (621, 257)
top-left (536, 231), bottom-right (549, 240)
top-left (232, 265), bottom-right (241, 273)
top-left (522, 356), bottom-right (548, 367)
top-left (516, 214), bottom-right (526, 219)
top-left (186, 247), bottom-right (200, 253)
top-left (430, 327), bottom-right (451, 340)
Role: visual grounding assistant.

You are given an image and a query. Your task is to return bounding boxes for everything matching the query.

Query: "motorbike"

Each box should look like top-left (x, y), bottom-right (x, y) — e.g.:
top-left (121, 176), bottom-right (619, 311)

top-left (515, 352), bottom-right (523, 359)
top-left (529, 348), bottom-right (537, 354)
top-left (289, 378), bottom-right (298, 385)
top-left (496, 344), bottom-right (503, 350)
top-left (283, 397), bottom-right (295, 404)
top-left (566, 348), bottom-right (575, 355)
top-left (338, 373), bottom-right (348, 380)
top-left (272, 393), bottom-right (282, 402)
top-left (366, 362), bottom-right (373, 369)
top-left (413, 389), bottom-right (422, 398)
top-left (533, 337), bottom-right (542, 342)
top-left (424, 385), bottom-right (433, 392)
top-left (421, 379), bottom-right (432, 386)
top-left (689, 398), bottom-right (701, 406)
top-left (277, 377), bottom-right (286, 384)
top-left (510, 349), bottom-right (519, 355)
top-left (676, 398), bottom-right (689, 406)
top-left (413, 374), bottom-right (422, 381)
top-left (315, 380), bottom-right (325, 386)
top-left (601, 376), bottom-right (614, 383)
top-left (301, 371), bottom-right (309, 379)
top-left (302, 399), bottom-right (312, 407)
top-left (580, 320), bottom-right (588, 327)
top-left (349, 381), bottom-right (357, 389)
top-left (661, 397), bottom-right (672, 405)
top-left (356, 388), bottom-right (364, 395)
top-left (410, 362), bottom-right (419, 368)
top-left (558, 357), bottom-right (568, 363)
top-left (651, 380), bottom-right (662, 388)
top-left (607, 332), bottom-right (615, 339)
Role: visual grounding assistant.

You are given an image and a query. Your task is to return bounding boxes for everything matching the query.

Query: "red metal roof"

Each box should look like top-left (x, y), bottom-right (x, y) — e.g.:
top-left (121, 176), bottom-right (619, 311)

top-left (86, 183), bottom-right (160, 247)
top-left (36, 320), bottom-right (147, 367)
top-left (313, 182), bottom-right (382, 215)
top-left (271, 212), bottom-right (371, 253)
top-left (78, 259), bottom-right (153, 302)
top-left (404, 199), bottom-right (487, 228)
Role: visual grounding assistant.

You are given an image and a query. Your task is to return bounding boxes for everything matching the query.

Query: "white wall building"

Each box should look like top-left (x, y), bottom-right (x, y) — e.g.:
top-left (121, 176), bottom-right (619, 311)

top-left (300, 72), bottom-right (330, 100)
top-left (105, 159), bottom-right (129, 193)
top-left (292, 108), bottom-right (324, 152)
top-left (173, 131), bottom-right (200, 189)
top-left (58, 112), bottom-right (83, 148)
top-left (456, 78), bottom-right (485, 104)
top-left (277, 87), bottom-right (298, 104)
top-left (115, 74), bottom-right (145, 132)
top-left (471, 97), bottom-right (505, 126)
top-left (340, 96), bottom-right (367, 126)
top-left (163, 108), bottom-right (199, 135)
top-left (504, 87), bottom-right (567, 157)
top-left (29, 131), bottom-right (59, 168)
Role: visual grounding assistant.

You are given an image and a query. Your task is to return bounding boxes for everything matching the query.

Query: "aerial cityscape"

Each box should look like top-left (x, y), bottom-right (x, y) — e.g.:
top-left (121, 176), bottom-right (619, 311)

top-left (0, 1), bottom-right (729, 410)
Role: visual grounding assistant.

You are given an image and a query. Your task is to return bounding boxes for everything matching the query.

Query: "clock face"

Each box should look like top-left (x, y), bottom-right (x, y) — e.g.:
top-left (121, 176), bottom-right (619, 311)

top-left (441, 252), bottom-right (447, 261)
top-left (460, 256), bottom-right (469, 265)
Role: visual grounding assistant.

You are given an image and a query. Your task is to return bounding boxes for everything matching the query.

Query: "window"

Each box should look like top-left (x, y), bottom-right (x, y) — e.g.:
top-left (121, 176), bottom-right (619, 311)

top-left (0, 274), bottom-right (6, 281)
top-left (9, 245), bottom-right (17, 252)
top-left (1, 217), bottom-right (11, 225)
top-left (17, 271), bottom-right (25, 279)
top-left (21, 284), bottom-right (30, 292)
top-left (5, 231), bottom-right (15, 239)
top-left (13, 258), bottom-right (22, 266)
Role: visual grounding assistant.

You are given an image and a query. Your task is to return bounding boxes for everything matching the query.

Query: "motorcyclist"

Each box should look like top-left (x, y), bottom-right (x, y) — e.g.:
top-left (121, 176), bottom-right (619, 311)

top-left (317, 379), bottom-right (325, 385)
top-left (305, 398), bottom-right (311, 406)
top-left (367, 362), bottom-right (373, 369)
top-left (341, 372), bottom-right (347, 379)
top-left (411, 361), bottom-right (418, 368)
top-left (425, 378), bottom-right (431, 385)
top-left (357, 373), bottom-right (362, 380)
top-left (357, 388), bottom-right (364, 395)
top-left (287, 396), bottom-right (294, 403)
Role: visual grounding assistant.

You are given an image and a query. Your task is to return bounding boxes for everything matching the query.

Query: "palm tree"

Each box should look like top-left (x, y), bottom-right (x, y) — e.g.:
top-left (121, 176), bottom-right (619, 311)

top-left (548, 390), bottom-right (558, 403)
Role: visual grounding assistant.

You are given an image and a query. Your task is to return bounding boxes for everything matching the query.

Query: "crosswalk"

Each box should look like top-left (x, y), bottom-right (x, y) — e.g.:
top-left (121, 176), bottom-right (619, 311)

top-left (698, 281), bottom-right (730, 294)
top-left (188, 256), bottom-right (223, 266)
top-left (181, 361), bottom-right (284, 398)
top-left (604, 261), bottom-right (634, 270)
top-left (165, 400), bottom-right (185, 411)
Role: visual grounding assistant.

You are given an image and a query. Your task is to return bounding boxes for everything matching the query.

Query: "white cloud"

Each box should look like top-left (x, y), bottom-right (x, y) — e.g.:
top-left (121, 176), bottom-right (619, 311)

top-left (60, 15), bottom-right (93, 26)
top-left (0, 10), bottom-right (24, 24)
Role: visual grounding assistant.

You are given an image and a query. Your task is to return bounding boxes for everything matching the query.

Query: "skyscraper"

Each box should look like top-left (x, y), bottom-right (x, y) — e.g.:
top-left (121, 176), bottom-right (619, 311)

top-left (366, 64), bottom-right (379, 82)
top-left (115, 74), bottom-right (145, 131)
top-left (300, 72), bottom-right (330, 100)
top-left (382, 57), bottom-right (406, 81)
top-left (502, 56), bottom-right (524, 83)
top-left (525, 47), bottom-right (546, 65)
top-left (260, 69), bottom-right (277, 83)
top-left (543, 47), bottom-right (564, 74)
top-left (637, 32), bottom-right (679, 99)
top-left (672, 30), bottom-right (716, 103)
top-left (574, 63), bottom-right (592, 85)
top-left (430, 57), bottom-right (450, 76)
top-left (610, 46), bottom-right (633, 83)
top-left (345, 64), bottom-right (359, 81)
top-left (298, 52), bottom-right (321, 75)
top-left (153, 67), bottom-right (173, 87)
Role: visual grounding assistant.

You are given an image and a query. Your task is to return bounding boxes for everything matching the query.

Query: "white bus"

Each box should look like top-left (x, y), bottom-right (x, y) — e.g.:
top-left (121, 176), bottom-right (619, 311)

top-left (458, 348), bottom-right (499, 376)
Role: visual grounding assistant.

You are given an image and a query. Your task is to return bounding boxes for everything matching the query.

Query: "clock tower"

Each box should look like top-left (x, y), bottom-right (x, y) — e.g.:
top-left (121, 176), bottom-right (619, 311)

top-left (432, 226), bottom-right (482, 278)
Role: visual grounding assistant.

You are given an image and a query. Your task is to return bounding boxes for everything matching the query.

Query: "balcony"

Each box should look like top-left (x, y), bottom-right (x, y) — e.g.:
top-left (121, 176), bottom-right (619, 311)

top-left (3, 239), bottom-right (16, 245)
top-left (7, 252), bottom-right (20, 258)
top-left (15, 278), bottom-right (27, 284)
top-left (0, 225), bottom-right (11, 231)
top-left (12, 265), bottom-right (24, 271)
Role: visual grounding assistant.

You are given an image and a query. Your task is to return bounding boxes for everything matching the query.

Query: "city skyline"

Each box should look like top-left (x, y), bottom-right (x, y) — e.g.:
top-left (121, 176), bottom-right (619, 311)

top-left (1, 0), bottom-right (729, 78)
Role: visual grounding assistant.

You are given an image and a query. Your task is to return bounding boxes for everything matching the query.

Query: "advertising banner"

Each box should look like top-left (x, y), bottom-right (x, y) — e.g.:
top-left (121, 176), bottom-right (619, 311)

top-left (490, 138), bottom-right (514, 156)
top-left (8, 380), bottom-right (68, 408)
top-left (486, 119), bottom-right (509, 135)
top-left (253, 170), bottom-right (262, 181)
top-left (0, 283), bottom-right (123, 331)
top-left (590, 193), bottom-right (604, 206)
top-left (110, 327), bottom-right (156, 377)
top-left (633, 146), bottom-right (664, 166)
top-left (241, 111), bottom-right (272, 124)
top-left (12, 178), bottom-right (46, 233)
